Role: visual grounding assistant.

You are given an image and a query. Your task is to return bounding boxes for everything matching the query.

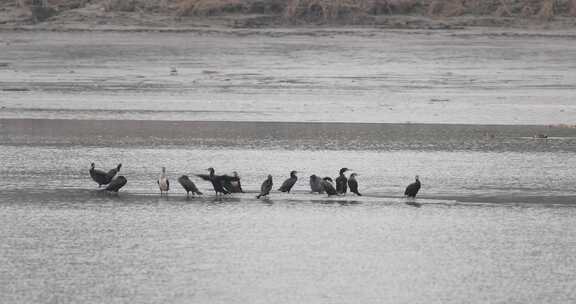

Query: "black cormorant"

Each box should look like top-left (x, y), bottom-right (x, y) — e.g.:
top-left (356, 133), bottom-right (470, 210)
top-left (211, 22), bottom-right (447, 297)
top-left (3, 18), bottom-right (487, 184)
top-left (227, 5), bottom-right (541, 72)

top-left (178, 175), bottom-right (202, 197)
top-left (348, 173), bottom-right (361, 196)
top-left (404, 175), bottom-right (421, 198)
top-left (309, 174), bottom-right (324, 194)
top-left (257, 175), bottom-right (273, 199)
top-left (335, 168), bottom-right (350, 194)
top-left (321, 177), bottom-right (338, 196)
top-left (90, 162), bottom-right (121, 187)
top-left (196, 167), bottom-right (232, 195)
top-left (278, 170), bottom-right (298, 193)
top-left (223, 171), bottom-right (243, 193)
top-left (107, 163), bottom-right (122, 180)
top-left (105, 176), bottom-right (127, 193)
top-left (157, 167), bottom-right (169, 196)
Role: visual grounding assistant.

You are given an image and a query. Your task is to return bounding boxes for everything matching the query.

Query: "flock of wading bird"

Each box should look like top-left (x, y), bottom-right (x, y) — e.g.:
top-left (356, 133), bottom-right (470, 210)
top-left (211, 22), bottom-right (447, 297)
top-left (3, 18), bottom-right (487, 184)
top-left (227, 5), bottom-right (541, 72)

top-left (90, 163), bottom-right (422, 199)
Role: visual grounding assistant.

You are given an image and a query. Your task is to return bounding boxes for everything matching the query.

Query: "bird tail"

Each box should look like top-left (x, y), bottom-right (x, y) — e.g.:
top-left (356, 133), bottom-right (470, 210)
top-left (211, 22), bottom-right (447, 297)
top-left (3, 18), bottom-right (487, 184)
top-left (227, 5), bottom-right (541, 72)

top-left (354, 191), bottom-right (362, 196)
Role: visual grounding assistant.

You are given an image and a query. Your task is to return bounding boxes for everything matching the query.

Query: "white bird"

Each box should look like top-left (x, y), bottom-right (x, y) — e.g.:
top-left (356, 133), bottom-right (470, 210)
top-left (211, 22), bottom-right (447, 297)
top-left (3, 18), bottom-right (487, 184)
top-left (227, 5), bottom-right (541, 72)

top-left (157, 167), bottom-right (170, 196)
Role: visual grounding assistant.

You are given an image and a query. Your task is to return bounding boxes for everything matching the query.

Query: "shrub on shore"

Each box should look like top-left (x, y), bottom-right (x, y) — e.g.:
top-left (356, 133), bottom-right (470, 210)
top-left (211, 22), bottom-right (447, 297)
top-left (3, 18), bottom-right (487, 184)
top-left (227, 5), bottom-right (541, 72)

top-left (18, 0), bottom-right (576, 21)
top-left (175, 0), bottom-right (284, 16)
top-left (282, 0), bottom-right (575, 20)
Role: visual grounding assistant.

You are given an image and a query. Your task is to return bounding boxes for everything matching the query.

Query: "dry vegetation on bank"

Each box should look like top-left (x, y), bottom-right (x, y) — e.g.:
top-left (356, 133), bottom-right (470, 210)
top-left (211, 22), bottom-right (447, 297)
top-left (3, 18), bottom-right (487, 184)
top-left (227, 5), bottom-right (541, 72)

top-left (10, 0), bottom-right (576, 25)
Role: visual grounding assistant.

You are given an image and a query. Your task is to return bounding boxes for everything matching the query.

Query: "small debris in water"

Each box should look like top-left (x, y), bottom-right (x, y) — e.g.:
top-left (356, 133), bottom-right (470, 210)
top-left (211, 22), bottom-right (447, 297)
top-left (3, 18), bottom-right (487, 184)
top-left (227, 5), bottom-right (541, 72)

top-left (533, 134), bottom-right (548, 139)
top-left (430, 98), bottom-right (450, 103)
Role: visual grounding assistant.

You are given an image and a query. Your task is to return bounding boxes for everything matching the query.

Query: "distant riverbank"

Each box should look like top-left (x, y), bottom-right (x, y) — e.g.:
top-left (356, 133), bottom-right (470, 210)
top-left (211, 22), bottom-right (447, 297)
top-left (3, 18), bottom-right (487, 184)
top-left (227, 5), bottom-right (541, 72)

top-left (2, 0), bottom-right (576, 32)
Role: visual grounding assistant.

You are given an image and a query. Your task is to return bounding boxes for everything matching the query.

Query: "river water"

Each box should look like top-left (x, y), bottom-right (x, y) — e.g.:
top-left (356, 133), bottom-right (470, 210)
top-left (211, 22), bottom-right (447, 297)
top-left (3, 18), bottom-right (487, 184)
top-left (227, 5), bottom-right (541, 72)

top-left (1, 30), bottom-right (576, 303)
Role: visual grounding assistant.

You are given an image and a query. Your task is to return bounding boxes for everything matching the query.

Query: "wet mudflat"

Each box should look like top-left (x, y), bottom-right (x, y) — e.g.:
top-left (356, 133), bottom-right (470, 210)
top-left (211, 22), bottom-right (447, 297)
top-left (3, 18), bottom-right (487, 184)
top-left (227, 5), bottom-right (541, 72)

top-left (1, 29), bottom-right (576, 124)
top-left (1, 29), bottom-right (576, 303)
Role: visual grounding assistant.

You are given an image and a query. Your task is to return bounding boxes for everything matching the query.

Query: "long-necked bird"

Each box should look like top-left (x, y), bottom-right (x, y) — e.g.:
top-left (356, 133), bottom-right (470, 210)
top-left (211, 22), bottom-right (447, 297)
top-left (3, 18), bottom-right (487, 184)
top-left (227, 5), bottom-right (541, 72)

top-left (335, 168), bottom-right (350, 194)
top-left (223, 171), bottom-right (243, 193)
top-left (178, 175), bottom-right (202, 197)
top-left (348, 173), bottom-right (362, 196)
top-left (404, 175), bottom-right (421, 198)
top-left (322, 177), bottom-right (338, 196)
top-left (257, 175), bottom-right (273, 199)
top-left (278, 170), bottom-right (298, 193)
top-left (309, 174), bottom-right (324, 194)
top-left (90, 162), bottom-right (121, 187)
top-left (105, 176), bottom-right (127, 193)
top-left (158, 167), bottom-right (169, 196)
top-left (196, 167), bottom-right (232, 195)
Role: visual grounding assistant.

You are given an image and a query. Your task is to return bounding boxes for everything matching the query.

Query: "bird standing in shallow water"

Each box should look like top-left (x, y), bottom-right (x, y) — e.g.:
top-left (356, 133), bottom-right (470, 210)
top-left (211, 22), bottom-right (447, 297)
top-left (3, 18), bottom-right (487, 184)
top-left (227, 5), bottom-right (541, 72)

top-left (278, 170), bottom-right (298, 193)
top-left (335, 168), bottom-right (350, 194)
top-left (309, 175), bottom-right (324, 194)
top-left (90, 163), bottom-right (109, 187)
top-left (257, 175), bottom-right (273, 199)
top-left (404, 175), bottom-right (421, 198)
top-left (196, 167), bottom-right (232, 195)
top-left (90, 162), bottom-right (121, 187)
top-left (158, 167), bottom-right (169, 196)
top-left (178, 175), bottom-right (202, 197)
top-left (105, 176), bottom-right (127, 194)
top-left (322, 177), bottom-right (338, 196)
top-left (348, 173), bottom-right (361, 196)
top-left (223, 171), bottom-right (243, 193)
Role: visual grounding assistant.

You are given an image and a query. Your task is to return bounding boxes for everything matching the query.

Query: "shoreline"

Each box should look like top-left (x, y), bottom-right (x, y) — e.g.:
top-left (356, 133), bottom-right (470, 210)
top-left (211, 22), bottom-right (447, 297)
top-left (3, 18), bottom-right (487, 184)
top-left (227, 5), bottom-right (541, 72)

top-left (2, 118), bottom-right (575, 154)
top-left (1, 22), bottom-right (576, 36)
top-left (2, 117), bottom-right (576, 127)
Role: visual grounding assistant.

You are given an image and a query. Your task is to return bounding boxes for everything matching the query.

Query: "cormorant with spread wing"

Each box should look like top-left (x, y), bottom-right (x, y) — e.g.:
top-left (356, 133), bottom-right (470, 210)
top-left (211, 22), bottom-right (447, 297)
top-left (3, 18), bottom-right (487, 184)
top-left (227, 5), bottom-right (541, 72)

top-left (90, 163), bottom-right (122, 187)
top-left (196, 167), bottom-right (233, 195)
top-left (223, 171), bottom-right (243, 193)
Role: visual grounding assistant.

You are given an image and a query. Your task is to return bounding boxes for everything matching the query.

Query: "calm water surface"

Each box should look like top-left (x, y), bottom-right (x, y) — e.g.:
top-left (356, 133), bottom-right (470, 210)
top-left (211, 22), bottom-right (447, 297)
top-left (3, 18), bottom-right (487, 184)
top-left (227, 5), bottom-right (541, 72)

top-left (1, 194), bottom-right (576, 304)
